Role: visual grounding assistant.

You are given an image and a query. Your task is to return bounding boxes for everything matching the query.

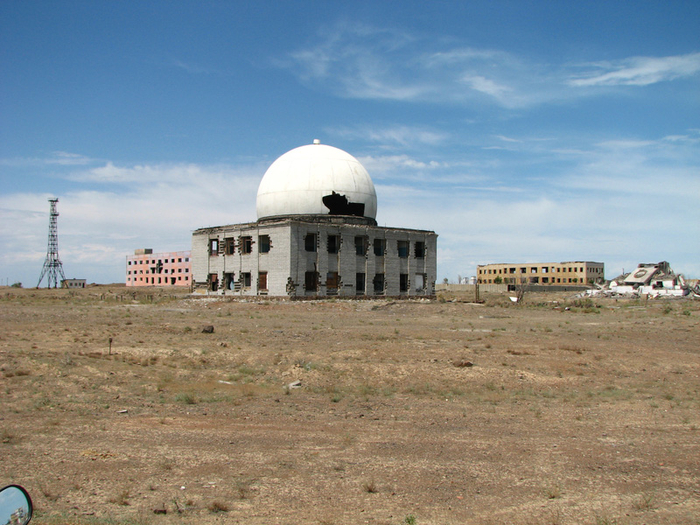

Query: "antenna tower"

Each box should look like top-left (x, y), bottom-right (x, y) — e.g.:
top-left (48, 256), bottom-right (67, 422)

top-left (37, 198), bottom-right (67, 288)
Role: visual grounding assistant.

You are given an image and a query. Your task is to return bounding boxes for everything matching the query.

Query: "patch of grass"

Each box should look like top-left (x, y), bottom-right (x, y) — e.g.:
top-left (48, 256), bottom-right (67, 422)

top-left (544, 483), bottom-right (562, 499)
top-left (174, 392), bottom-right (197, 404)
top-left (207, 500), bottom-right (229, 513)
top-left (108, 488), bottom-right (130, 506)
top-left (632, 492), bottom-right (655, 511)
top-left (404, 515), bottom-right (417, 525)
top-left (1, 428), bottom-right (17, 444)
top-left (362, 479), bottom-right (378, 493)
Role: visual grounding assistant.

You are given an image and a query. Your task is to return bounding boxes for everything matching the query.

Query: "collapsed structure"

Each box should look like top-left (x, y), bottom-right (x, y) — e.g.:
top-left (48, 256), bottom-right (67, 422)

top-left (587, 261), bottom-right (697, 298)
top-left (191, 141), bottom-right (438, 297)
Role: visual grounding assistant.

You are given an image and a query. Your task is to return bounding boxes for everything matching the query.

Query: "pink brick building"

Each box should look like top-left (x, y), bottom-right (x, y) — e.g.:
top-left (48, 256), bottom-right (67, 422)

top-left (126, 249), bottom-right (192, 287)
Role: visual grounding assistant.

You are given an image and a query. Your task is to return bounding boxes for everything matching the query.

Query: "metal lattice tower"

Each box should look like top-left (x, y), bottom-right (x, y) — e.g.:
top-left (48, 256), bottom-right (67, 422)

top-left (37, 198), bottom-right (67, 288)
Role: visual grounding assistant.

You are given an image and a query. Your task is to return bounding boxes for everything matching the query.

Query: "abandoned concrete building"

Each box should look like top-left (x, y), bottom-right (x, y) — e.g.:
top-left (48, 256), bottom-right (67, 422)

top-left (477, 261), bottom-right (605, 285)
top-left (608, 261), bottom-right (691, 297)
top-left (126, 248), bottom-right (192, 287)
top-left (191, 140), bottom-right (437, 297)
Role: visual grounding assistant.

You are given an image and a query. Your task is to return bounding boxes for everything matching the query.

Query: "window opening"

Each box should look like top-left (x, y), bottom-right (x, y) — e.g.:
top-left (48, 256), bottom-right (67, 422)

top-left (397, 240), bottom-right (409, 258)
top-left (400, 273), bottom-right (409, 292)
top-left (373, 239), bottom-right (386, 256)
top-left (305, 271), bottom-right (319, 291)
top-left (355, 236), bottom-right (368, 256)
top-left (259, 235), bottom-right (271, 253)
top-left (209, 239), bottom-right (219, 256)
top-left (327, 234), bottom-right (340, 254)
top-left (356, 272), bottom-right (365, 295)
top-left (373, 273), bottom-right (385, 294)
top-left (326, 272), bottom-right (339, 294)
top-left (241, 236), bottom-right (253, 254)
top-left (305, 233), bottom-right (317, 252)
top-left (414, 241), bottom-right (425, 258)
top-left (224, 238), bottom-right (235, 255)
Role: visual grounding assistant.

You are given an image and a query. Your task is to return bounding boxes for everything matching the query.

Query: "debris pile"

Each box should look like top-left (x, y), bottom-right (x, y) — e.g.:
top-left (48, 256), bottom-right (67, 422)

top-left (580, 261), bottom-right (698, 298)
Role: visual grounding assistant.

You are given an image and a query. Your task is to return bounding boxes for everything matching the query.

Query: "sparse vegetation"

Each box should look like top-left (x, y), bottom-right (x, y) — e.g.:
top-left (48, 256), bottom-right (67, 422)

top-left (1, 287), bottom-right (698, 524)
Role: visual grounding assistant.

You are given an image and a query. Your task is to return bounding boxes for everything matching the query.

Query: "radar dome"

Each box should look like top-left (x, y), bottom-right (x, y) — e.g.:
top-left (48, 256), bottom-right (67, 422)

top-left (256, 141), bottom-right (377, 221)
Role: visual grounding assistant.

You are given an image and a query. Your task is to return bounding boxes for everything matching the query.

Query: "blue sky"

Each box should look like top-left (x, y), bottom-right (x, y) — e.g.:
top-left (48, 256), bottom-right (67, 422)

top-left (1, 1), bottom-right (699, 286)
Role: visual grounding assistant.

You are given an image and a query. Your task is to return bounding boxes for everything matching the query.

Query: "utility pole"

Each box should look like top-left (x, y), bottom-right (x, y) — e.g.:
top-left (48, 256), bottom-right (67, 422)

top-left (37, 198), bottom-right (67, 288)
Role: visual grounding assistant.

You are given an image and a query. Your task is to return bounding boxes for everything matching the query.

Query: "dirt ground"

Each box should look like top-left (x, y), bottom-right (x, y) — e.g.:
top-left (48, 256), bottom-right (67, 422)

top-left (1, 286), bottom-right (699, 525)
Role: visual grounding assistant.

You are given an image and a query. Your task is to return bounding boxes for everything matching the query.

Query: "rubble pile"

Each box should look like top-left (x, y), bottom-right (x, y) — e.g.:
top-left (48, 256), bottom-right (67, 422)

top-left (580, 261), bottom-right (699, 299)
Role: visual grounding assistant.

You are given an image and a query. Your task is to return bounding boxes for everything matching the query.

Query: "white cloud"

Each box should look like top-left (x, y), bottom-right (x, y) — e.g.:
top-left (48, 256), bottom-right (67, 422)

top-left (569, 52), bottom-right (700, 87)
top-left (280, 25), bottom-right (700, 109)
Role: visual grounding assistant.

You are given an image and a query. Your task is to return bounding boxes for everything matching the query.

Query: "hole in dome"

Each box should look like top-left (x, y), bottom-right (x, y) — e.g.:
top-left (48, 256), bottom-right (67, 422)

top-left (322, 191), bottom-right (365, 217)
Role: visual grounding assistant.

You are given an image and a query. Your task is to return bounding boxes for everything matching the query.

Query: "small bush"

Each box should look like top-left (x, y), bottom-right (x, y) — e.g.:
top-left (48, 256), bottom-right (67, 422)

top-left (362, 479), bottom-right (378, 493)
top-left (207, 500), bottom-right (229, 513)
top-left (175, 392), bottom-right (197, 405)
top-left (109, 489), bottom-right (130, 506)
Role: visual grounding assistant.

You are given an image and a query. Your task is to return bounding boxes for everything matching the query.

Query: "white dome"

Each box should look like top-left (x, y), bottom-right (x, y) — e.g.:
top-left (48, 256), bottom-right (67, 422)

top-left (256, 141), bottom-right (377, 221)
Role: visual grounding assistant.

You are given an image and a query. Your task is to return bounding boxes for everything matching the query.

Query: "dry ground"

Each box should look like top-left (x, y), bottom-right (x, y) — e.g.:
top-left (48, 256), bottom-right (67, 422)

top-left (1, 286), bottom-right (699, 525)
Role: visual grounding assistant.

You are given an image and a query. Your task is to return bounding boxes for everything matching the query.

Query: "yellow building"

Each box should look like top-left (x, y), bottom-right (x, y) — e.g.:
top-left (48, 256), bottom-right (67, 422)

top-left (477, 261), bottom-right (604, 285)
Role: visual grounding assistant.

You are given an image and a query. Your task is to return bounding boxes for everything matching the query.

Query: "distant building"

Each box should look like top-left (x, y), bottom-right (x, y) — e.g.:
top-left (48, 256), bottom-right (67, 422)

top-left (62, 279), bottom-right (86, 289)
top-left (477, 261), bottom-right (604, 285)
top-left (126, 249), bottom-right (192, 287)
top-left (609, 261), bottom-right (689, 297)
top-left (192, 141), bottom-right (437, 297)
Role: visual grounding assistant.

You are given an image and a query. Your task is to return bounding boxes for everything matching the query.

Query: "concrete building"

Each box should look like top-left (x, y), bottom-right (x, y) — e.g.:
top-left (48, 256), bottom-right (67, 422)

top-left (477, 261), bottom-right (604, 285)
top-left (126, 249), bottom-right (192, 287)
top-left (62, 279), bottom-right (86, 289)
top-left (192, 141), bottom-right (437, 297)
top-left (609, 261), bottom-right (690, 297)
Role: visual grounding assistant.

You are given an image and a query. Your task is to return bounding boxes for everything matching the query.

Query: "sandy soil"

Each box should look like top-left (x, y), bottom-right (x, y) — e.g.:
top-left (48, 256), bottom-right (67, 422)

top-left (1, 286), bottom-right (699, 525)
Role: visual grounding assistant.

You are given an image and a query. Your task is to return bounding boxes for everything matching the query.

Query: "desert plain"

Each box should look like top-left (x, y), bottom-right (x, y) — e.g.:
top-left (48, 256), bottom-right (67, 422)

top-left (1, 286), bottom-right (699, 525)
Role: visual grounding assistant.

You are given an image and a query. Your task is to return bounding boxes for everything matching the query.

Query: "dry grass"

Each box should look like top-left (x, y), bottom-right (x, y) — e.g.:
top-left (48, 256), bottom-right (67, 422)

top-left (0, 286), bottom-right (699, 524)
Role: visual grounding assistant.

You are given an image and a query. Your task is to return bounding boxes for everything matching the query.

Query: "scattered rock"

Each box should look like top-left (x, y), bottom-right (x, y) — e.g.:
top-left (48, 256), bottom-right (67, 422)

top-left (201, 325), bottom-right (215, 334)
top-left (287, 380), bottom-right (302, 389)
top-left (453, 359), bottom-right (474, 368)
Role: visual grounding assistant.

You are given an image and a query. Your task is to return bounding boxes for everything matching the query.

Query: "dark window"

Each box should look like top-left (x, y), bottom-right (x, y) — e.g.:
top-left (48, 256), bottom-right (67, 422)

top-left (355, 236), bottom-right (368, 256)
top-left (373, 273), bottom-right (385, 294)
top-left (414, 241), bottom-right (425, 258)
top-left (400, 273), bottom-right (409, 292)
top-left (356, 272), bottom-right (365, 294)
top-left (373, 239), bottom-right (386, 256)
top-left (305, 271), bottom-right (319, 291)
top-left (327, 235), bottom-right (340, 254)
top-left (397, 240), bottom-right (409, 258)
top-left (241, 272), bottom-right (252, 287)
top-left (241, 236), bottom-right (253, 254)
top-left (209, 273), bottom-right (218, 291)
top-left (224, 238), bottom-right (235, 255)
top-left (259, 235), bottom-right (271, 253)
top-left (305, 233), bottom-right (317, 252)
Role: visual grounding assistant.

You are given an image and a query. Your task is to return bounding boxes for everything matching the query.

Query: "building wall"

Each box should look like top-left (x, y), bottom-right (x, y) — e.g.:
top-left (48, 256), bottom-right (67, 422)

top-left (192, 219), bottom-right (437, 297)
top-left (477, 261), bottom-right (604, 285)
top-left (126, 250), bottom-right (192, 287)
